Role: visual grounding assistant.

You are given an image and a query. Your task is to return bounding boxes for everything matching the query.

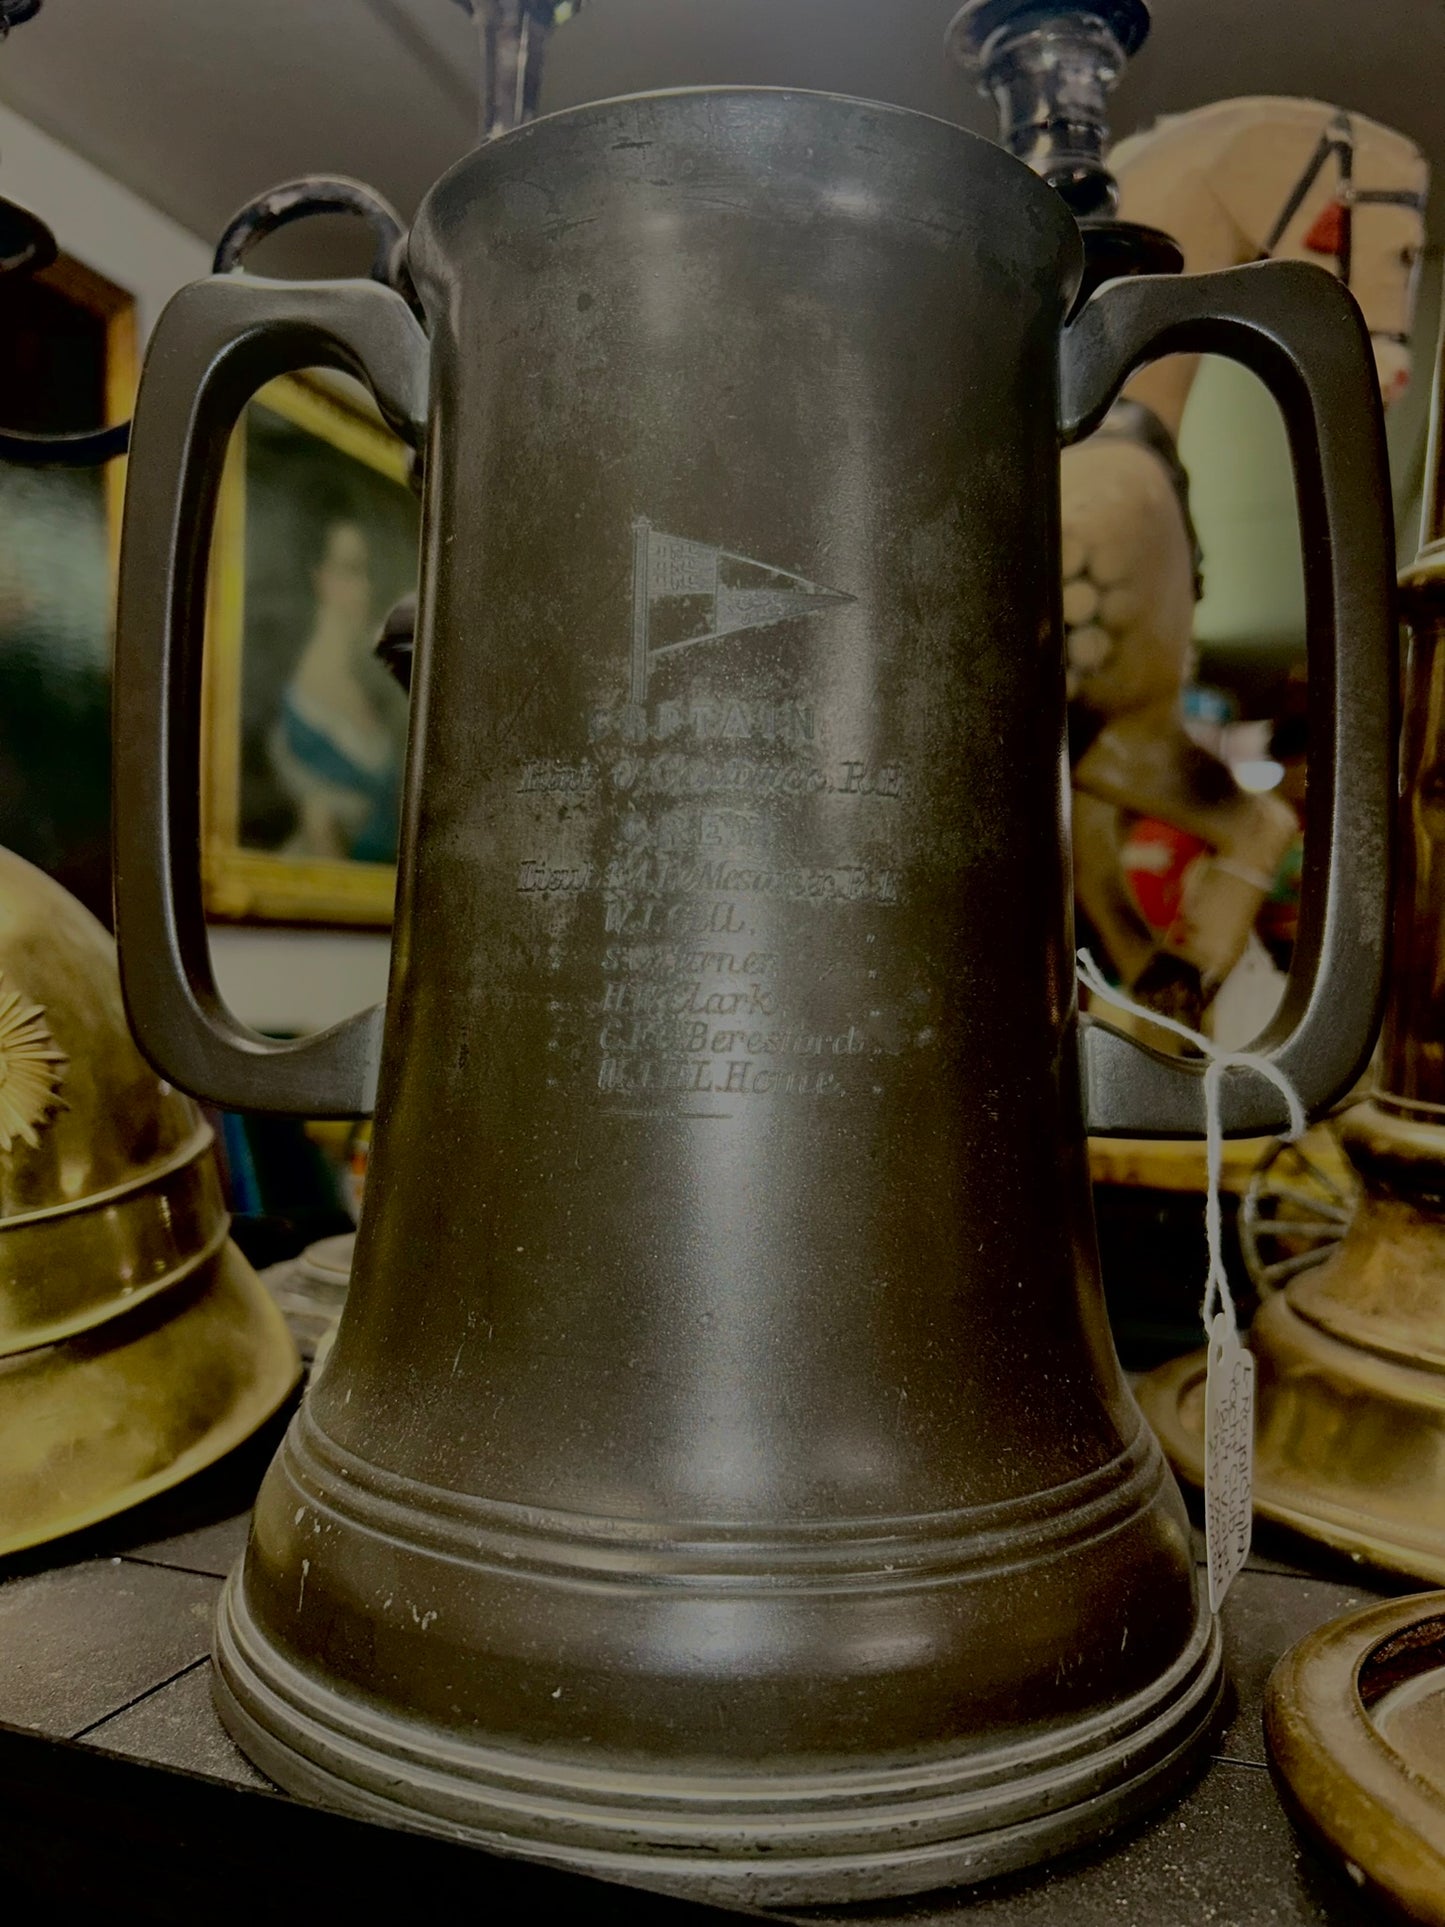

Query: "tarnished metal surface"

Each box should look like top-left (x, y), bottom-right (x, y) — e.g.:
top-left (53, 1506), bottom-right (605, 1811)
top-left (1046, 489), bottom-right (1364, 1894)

top-left (0, 845), bottom-right (298, 1551)
top-left (1139, 1289), bottom-right (1445, 1584)
top-left (0, 846), bottom-right (201, 1215)
top-left (1267, 1592), bottom-right (1445, 1926)
top-left (0, 1148), bottom-right (228, 1356)
top-left (1289, 1173), bottom-right (1445, 1369)
top-left (0, 844), bottom-right (229, 1354)
top-left (211, 177), bottom-right (409, 293)
top-left (1138, 1122), bottom-right (1445, 1586)
top-left (0, 1242), bottom-right (298, 1558)
top-left (110, 90), bottom-right (1398, 1903)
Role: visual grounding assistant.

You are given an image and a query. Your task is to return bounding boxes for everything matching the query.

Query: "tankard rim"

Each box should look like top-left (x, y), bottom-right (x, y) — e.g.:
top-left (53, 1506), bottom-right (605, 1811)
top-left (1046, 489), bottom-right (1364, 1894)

top-left (407, 82), bottom-right (1085, 301)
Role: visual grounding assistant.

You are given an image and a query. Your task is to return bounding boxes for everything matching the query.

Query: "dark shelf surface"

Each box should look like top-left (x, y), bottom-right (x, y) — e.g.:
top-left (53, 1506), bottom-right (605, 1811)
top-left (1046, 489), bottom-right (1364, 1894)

top-left (0, 1418), bottom-right (1419, 1926)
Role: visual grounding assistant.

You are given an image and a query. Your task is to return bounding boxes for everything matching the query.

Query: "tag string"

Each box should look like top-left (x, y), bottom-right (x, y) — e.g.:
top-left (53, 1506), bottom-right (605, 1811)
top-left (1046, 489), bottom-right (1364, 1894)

top-left (1077, 950), bottom-right (1307, 1338)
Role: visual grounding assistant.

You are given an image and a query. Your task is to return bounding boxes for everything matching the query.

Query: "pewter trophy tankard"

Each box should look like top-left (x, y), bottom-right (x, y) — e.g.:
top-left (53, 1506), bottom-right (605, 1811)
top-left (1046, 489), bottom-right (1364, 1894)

top-left (113, 91), bottom-right (1393, 1904)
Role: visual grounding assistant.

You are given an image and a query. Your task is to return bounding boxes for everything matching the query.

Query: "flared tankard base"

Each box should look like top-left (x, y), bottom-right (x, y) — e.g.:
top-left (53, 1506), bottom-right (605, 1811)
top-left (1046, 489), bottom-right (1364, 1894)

top-left (213, 1453), bottom-right (1218, 1903)
top-left (113, 85), bottom-right (1397, 1907)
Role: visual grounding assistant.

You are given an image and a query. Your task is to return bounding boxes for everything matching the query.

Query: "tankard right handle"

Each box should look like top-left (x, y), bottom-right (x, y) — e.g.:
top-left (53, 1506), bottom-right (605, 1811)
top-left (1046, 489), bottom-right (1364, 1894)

top-left (1059, 261), bottom-right (1395, 1137)
top-left (113, 275), bottom-right (429, 1116)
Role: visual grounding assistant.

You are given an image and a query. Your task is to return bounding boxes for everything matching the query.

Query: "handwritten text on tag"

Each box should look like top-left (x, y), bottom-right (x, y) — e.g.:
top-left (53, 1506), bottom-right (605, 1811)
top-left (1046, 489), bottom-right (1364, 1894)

top-left (1203, 1310), bottom-right (1254, 1613)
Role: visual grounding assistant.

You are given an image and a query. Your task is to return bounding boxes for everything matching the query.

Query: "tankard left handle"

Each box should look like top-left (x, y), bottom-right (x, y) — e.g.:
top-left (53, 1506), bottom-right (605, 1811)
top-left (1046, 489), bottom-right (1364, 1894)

top-left (113, 275), bottom-right (429, 1116)
top-left (1058, 261), bottom-right (1395, 1138)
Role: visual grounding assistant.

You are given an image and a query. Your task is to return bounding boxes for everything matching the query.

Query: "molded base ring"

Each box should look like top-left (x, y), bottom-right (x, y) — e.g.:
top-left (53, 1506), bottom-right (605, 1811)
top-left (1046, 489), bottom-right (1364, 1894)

top-left (214, 1573), bottom-right (1221, 1905)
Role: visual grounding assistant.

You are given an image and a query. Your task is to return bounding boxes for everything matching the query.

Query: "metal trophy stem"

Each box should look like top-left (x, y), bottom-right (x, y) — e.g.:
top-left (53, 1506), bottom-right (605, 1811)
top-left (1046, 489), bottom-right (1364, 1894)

top-left (948, 0), bottom-right (1148, 214)
top-left (455, 0), bottom-right (584, 141)
top-left (948, 0), bottom-right (1182, 291)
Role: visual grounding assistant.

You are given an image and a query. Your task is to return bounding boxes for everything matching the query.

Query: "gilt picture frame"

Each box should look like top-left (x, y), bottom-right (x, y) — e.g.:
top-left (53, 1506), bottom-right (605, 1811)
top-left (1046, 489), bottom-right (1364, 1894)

top-left (201, 372), bottom-right (418, 927)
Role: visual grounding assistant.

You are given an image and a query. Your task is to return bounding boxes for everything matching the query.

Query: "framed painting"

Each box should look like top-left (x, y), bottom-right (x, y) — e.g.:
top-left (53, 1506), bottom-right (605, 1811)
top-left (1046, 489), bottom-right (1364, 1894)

top-left (0, 254), bottom-right (135, 924)
top-left (202, 372), bottom-right (418, 926)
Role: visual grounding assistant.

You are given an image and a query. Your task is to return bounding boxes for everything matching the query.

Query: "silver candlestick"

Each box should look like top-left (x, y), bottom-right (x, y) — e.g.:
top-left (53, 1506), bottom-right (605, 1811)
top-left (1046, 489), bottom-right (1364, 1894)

top-left (454, 0), bottom-right (586, 142)
top-left (0, 1), bottom-right (41, 39)
top-left (948, 0), bottom-right (1181, 291)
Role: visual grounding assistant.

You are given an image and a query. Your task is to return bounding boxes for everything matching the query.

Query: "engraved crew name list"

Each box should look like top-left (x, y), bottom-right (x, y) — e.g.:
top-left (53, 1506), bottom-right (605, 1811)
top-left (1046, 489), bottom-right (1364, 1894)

top-left (514, 523), bottom-right (903, 1115)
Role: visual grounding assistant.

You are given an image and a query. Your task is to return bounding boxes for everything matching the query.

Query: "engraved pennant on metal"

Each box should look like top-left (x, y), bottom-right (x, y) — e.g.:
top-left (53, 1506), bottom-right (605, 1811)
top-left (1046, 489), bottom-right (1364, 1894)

top-left (629, 518), bottom-right (854, 701)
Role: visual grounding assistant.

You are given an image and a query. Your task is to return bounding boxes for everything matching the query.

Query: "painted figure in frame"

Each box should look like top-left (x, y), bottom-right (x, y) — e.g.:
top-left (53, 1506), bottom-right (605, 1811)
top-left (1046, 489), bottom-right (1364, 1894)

top-left (268, 492), bottom-right (402, 864)
top-left (204, 379), bottom-right (417, 923)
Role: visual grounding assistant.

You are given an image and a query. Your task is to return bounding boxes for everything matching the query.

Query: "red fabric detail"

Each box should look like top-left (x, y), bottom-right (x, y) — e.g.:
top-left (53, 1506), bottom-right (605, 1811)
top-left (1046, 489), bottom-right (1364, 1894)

top-left (1120, 817), bottom-right (1211, 936)
top-left (1303, 200), bottom-right (1348, 256)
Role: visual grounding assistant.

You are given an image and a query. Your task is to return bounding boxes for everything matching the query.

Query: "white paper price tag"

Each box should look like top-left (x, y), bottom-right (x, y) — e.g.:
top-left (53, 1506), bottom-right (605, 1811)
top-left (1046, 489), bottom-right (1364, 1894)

top-left (1203, 1310), bottom-right (1254, 1613)
top-left (1074, 945), bottom-right (1295, 1617)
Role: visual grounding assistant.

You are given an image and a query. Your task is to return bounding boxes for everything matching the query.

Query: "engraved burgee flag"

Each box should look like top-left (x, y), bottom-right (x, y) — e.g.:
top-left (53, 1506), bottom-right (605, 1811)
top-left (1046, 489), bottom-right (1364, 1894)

top-left (630, 517), bottom-right (854, 701)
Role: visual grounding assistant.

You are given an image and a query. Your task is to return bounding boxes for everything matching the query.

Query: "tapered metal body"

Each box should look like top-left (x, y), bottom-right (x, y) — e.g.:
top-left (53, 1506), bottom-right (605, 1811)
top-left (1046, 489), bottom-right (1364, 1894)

top-left (112, 92), bottom-right (1396, 1903)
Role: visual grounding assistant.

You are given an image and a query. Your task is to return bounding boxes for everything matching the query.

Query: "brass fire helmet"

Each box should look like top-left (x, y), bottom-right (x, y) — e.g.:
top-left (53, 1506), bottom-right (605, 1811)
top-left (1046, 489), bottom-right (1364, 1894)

top-left (0, 845), bottom-right (298, 1554)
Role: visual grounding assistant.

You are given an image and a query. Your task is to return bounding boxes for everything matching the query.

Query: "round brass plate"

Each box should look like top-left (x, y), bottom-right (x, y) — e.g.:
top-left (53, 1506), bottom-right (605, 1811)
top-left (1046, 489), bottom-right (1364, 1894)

top-left (0, 1239), bottom-right (299, 1556)
top-left (1266, 1592), bottom-right (1445, 1926)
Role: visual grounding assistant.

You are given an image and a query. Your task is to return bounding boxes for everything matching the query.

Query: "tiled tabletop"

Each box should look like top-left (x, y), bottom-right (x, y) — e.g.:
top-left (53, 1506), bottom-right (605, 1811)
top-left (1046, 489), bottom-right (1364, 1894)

top-left (0, 1413), bottom-right (1415, 1926)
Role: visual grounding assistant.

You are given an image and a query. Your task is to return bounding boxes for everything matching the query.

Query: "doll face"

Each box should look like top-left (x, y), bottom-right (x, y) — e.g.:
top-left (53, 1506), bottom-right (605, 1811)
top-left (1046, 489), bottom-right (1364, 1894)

top-left (313, 521), bottom-right (373, 635)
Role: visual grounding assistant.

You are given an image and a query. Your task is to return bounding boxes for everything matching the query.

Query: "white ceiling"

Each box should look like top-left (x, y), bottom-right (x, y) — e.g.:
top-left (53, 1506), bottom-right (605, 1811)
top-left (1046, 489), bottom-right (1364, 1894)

top-left (1, 0), bottom-right (1443, 273)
